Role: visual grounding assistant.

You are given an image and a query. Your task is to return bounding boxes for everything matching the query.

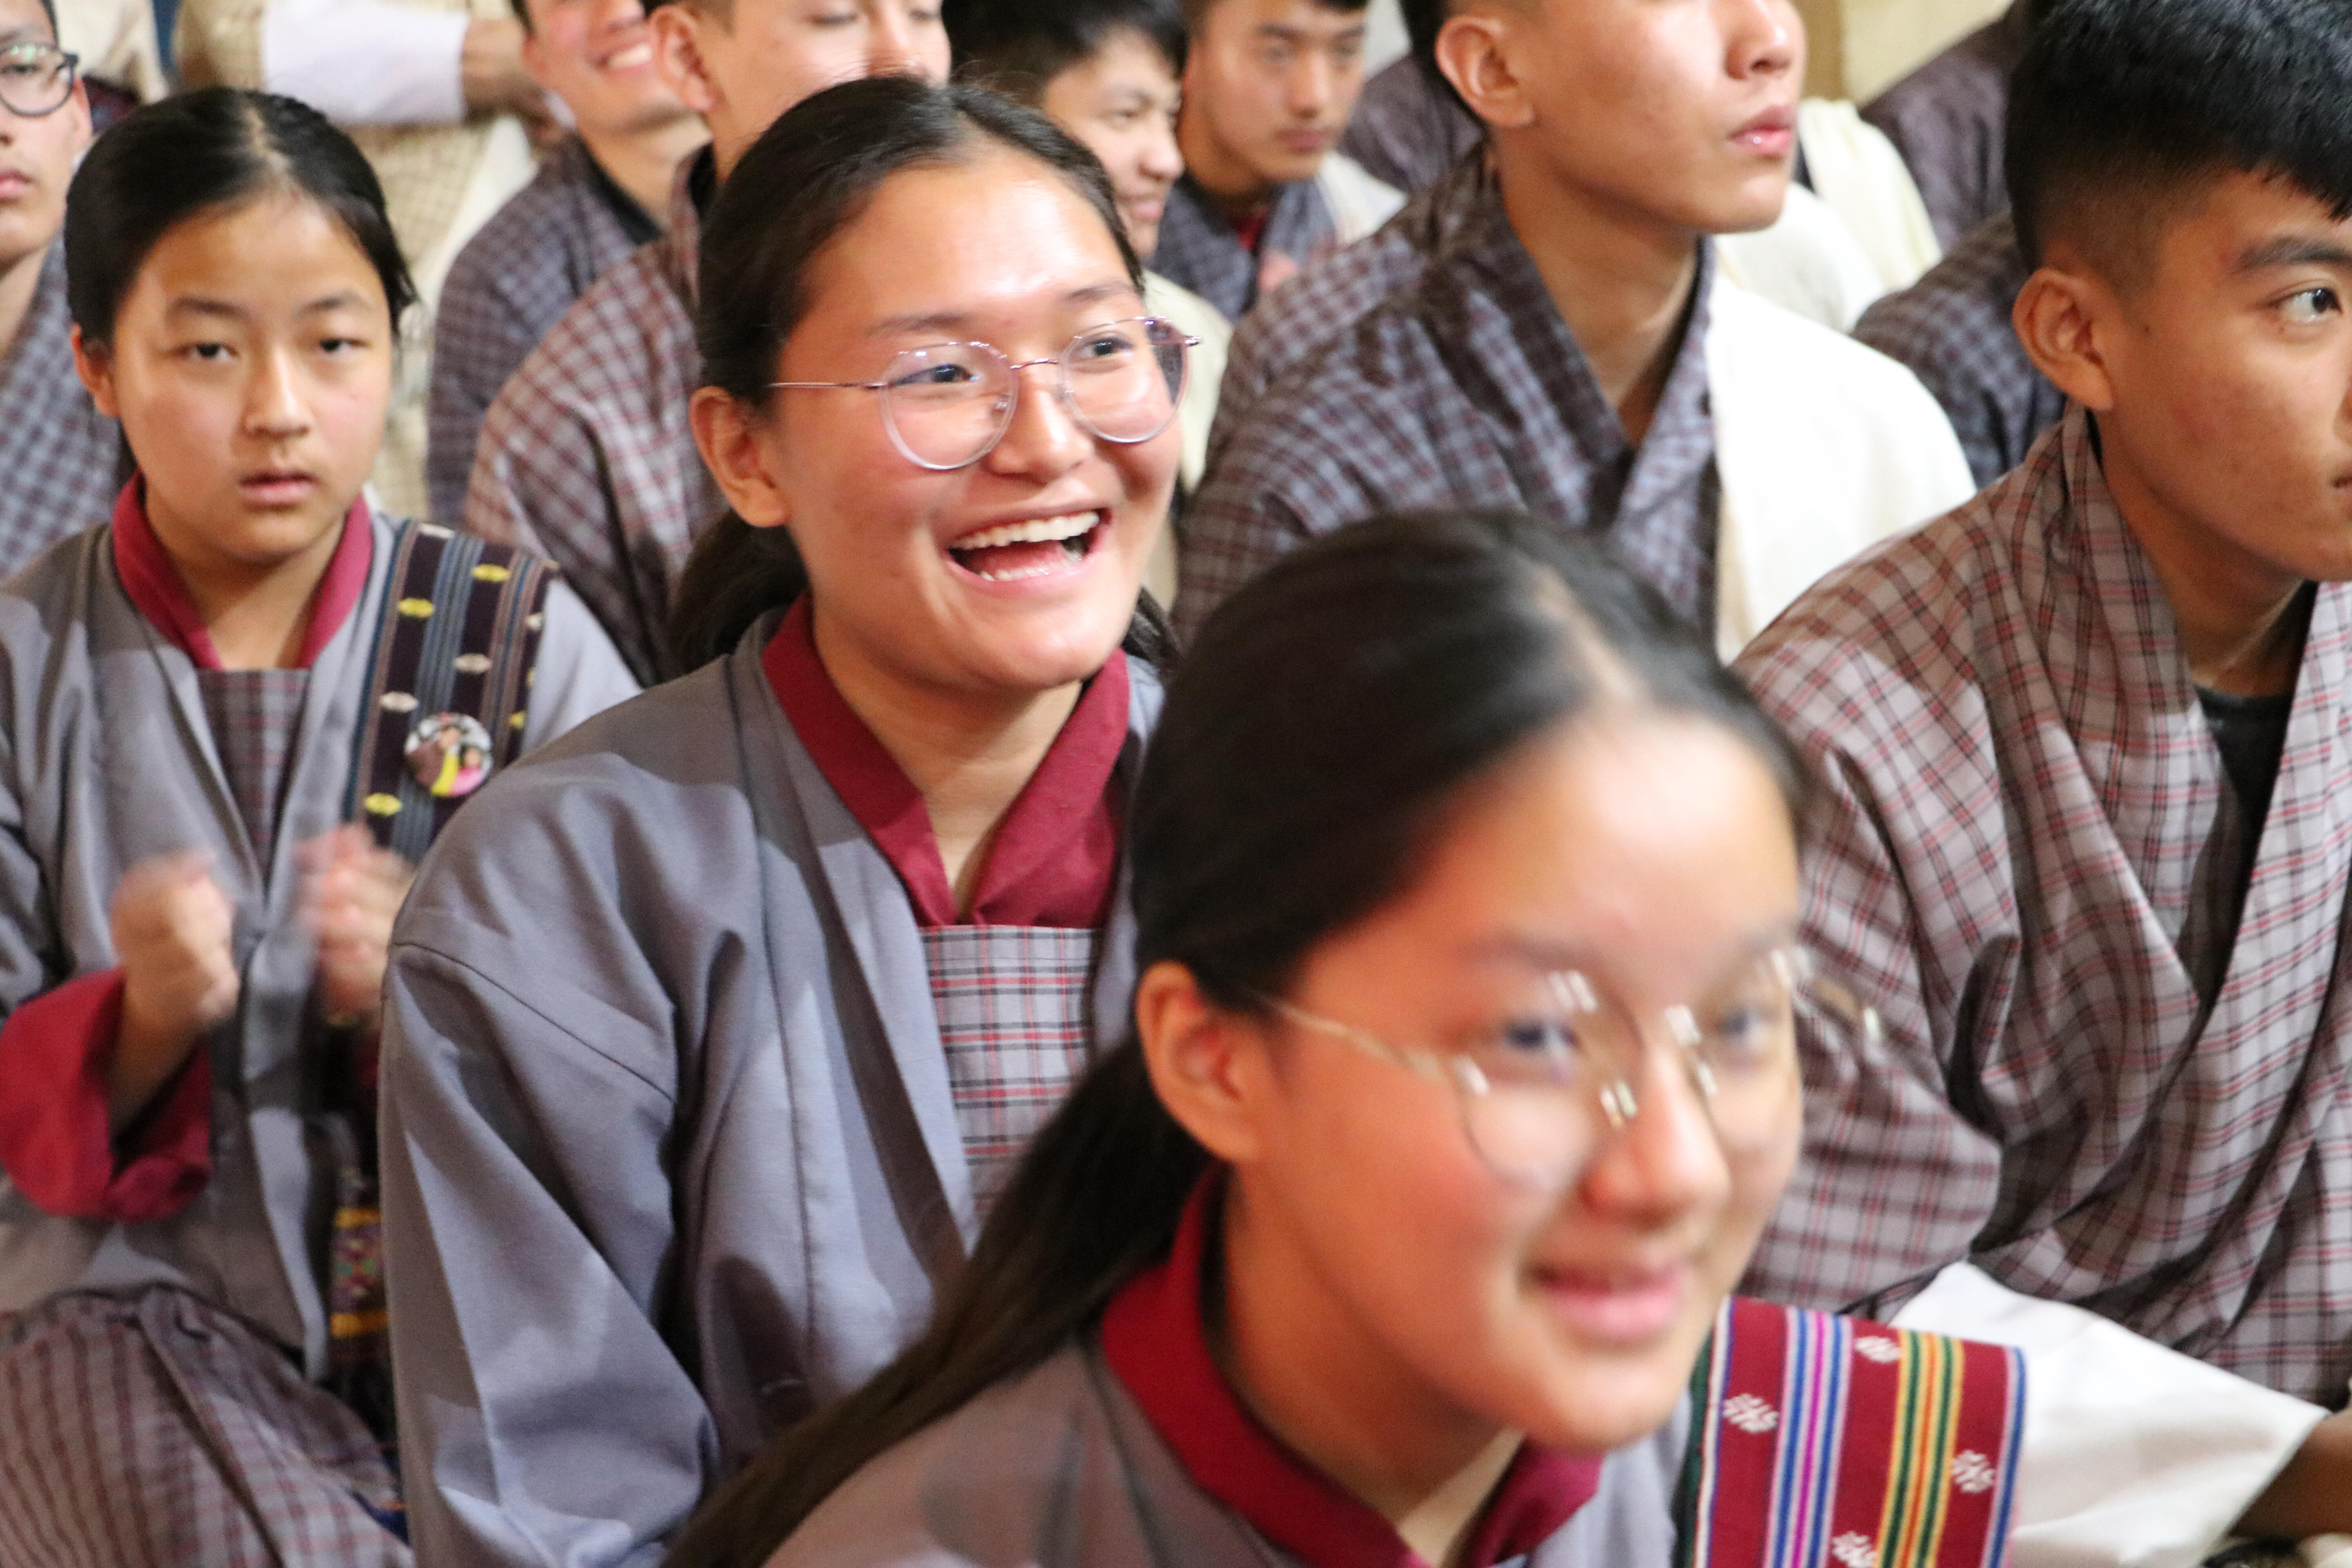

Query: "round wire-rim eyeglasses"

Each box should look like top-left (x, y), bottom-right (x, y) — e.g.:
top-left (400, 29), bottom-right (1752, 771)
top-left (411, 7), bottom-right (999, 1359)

top-left (769, 316), bottom-right (1198, 472)
top-left (0, 42), bottom-right (79, 119)
top-left (1258, 946), bottom-right (1880, 1190)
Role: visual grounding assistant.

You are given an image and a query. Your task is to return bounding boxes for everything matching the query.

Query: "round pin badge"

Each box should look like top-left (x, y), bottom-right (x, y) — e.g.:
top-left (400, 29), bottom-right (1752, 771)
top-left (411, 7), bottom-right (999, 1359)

top-left (405, 712), bottom-right (495, 799)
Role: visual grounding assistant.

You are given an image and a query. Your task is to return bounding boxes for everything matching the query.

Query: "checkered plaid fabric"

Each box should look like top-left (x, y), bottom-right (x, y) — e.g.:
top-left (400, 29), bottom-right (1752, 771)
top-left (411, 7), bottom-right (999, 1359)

top-left (196, 670), bottom-right (311, 869)
top-left (1737, 406), bottom-right (2352, 1402)
top-left (1858, 1), bottom-right (2029, 250)
top-left (1178, 175), bottom-right (1719, 644)
top-left (426, 136), bottom-right (657, 528)
top-left (1148, 171), bottom-right (1338, 321)
top-left (1338, 55), bottom-right (1483, 197)
top-left (1210, 152), bottom-right (1486, 468)
top-left (462, 151), bottom-right (722, 686)
top-left (0, 247), bottom-right (125, 578)
top-left (1855, 212), bottom-right (2062, 488)
top-left (0, 1289), bottom-right (408, 1566)
top-left (920, 924), bottom-right (1099, 1214)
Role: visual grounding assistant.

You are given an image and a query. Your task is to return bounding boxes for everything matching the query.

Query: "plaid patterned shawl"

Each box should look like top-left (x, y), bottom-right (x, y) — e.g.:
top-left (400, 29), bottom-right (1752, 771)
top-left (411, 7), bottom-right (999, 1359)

top-left (1738, 405), bottom-right (2352, 1402)
top-left (462, 151), bottom-right (721, 686)
top-left (0, 247), bottom-right (125, 575)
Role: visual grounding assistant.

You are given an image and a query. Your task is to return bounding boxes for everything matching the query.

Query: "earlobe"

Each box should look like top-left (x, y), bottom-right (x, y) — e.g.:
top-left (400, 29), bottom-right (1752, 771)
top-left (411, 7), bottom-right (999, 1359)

top-left (688, 386), bottom-right (793, 530)
top-left (2013, 265), bottom-right (2119, 412)
top-left (1136, 961), bottom-right (1269, 1165)
top-left (70, 326), bottom-right (118, 419)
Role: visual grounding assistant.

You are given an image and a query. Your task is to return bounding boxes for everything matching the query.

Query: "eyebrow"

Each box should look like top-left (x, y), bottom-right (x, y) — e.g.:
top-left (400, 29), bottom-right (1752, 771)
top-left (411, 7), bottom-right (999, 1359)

top-left (166, 290), bottom-right (375, 321)
top-left (1460, 922), bottom-right (1804, 976)
top-left (867, 281), bottom-right (1140, 339)
top-left (2233, 235), bottom-right (2352, 274)
top-left (1252, 20), bottom-right (1363, 40)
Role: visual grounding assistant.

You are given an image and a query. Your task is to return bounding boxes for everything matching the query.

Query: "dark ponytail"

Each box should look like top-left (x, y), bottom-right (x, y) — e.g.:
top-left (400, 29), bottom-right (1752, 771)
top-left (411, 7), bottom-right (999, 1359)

top-left (66, 87), bottom-right (415, 348)
top-left (667, 510), bottom-right (1808, 1566)
top-left (668, 75), bottom-right (1174, 672)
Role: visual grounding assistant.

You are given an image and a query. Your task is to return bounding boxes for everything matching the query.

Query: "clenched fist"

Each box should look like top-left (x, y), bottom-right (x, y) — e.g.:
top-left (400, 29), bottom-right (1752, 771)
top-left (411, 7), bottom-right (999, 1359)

top-left (300, 826), bottom-right (415, 1027)
top-left (110, 851), bottom-right (240, 1128)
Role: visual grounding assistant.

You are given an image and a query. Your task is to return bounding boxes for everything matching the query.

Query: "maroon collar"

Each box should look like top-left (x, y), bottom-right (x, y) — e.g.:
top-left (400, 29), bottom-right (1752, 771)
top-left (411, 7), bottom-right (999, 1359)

top-left (1100, 1181), bottom-right (1604, 1568)
top-left (761, 596), bottom-right (1129, 928)
top-left (109, 479), bottom-right (374, 673)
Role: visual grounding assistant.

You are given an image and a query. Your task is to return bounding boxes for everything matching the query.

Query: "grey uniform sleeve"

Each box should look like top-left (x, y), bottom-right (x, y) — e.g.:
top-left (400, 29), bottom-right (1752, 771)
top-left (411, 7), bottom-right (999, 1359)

top-left (379, 929), bottom-right (707, 1568)
top-left (521, 581), bottom-right (642, 750)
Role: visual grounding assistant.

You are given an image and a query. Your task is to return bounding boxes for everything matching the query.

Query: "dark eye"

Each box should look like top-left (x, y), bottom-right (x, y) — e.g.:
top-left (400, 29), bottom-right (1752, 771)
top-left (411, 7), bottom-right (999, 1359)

top-left (2282, 286), bottom-right (2342, 325)
top-left (1495, 1016), bottom-right (1577, 1058)
top-left (183, 342), bottom-right (231, 363)
top-left (1073, 333), bottom-right (1134, 363)
top-left (892, 360), bottom-right (978, 389)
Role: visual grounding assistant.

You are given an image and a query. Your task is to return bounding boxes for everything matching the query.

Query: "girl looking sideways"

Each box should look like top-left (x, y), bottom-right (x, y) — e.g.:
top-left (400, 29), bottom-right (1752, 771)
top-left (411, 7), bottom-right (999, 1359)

top-left (671, 512), bottom-right (2028, 1568)
top-left (379, 77), bottom-right (1187, 1568)
top-left (0, 88), bottom-right (633, 1564)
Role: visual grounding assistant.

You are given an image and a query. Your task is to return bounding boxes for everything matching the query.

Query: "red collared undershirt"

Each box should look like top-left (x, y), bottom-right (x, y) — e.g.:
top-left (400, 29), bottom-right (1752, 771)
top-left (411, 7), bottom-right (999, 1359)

top-left (1099, 1178), bottom-right (1606, 1568)
top-left (0, 481), bottom-right (373, 1223)
top-left (760, 595), bottom-right (1128, 930)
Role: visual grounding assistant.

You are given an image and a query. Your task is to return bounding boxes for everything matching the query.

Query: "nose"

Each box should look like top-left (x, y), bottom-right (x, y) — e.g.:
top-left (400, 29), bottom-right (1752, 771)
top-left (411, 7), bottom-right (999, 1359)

top-left (982, 361), bottom-right (1092, 483)
top-left (1140, 117), bottom-right (1183, 184)
top-left (1723, 0), bottom-right (1800, 80)
top-left (1575, 1044), bottom-right (1733, 1228)
top-left (242, 347), bottom-right (313, 441)
top-left (870, 4), bottom-right (942, 84)
top-left (1287, 49), bottom-right (1335, 119)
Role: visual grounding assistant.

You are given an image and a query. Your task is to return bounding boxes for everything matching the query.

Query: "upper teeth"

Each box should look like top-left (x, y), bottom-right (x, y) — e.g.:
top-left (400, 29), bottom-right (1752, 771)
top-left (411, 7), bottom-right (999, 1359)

top-left (953, 512), bottom-right (1100, 552)
top-left (605, 43), bottom-right (652, 69)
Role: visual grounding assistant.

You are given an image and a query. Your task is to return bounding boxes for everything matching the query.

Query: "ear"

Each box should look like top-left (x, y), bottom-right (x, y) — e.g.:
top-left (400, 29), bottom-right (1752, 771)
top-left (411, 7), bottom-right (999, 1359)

top-left (2013, 254), bottom-right (2120, 412)
top-left (1434, 8), bottom-right (1530, 132)
top-left (689, 385), bottom-right (794, 530)
top-left (649, 4), bottom-right (719, 116)
top-left (1135, 960), bottom-right (1274, 1165)
top-left (71, 325), bottom-right (120, 419)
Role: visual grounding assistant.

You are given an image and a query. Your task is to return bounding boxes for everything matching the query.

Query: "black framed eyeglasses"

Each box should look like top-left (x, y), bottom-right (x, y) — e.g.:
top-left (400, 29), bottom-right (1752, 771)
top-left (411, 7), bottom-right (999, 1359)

top-left (0, 43), bottom-right (78, 118)
top-left (770, 316), bottom-right (1196, 472)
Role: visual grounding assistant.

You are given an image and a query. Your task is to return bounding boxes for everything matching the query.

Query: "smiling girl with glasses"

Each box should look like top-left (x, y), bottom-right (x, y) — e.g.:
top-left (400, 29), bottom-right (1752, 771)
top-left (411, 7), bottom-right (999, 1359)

top-left (378, 76), bottom-right (1183, 1568)
top-left (664, 511), bottom-right (2027, 1568)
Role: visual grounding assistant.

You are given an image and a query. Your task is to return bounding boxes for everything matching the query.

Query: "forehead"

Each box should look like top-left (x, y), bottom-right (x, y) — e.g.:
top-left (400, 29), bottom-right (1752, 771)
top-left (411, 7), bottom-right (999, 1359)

top-left (1055, 25), bottom-right (1180, 90)
top-left (2154, 167), bottom-right (2352, 277)
top-left (0, 0), bottom-right (54, 42)
top-left (1201, 0), bottom-right (1363, 39)
top-left (133, 193), bottom-right (387, 308)
top-left (799, 148), bottom-right (1132, 332)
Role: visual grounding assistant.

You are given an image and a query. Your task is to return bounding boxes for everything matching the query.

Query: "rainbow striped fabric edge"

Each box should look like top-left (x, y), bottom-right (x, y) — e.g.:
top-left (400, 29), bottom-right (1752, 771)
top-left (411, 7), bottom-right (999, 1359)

top-left (1680, 1296), bottom-right (2024, 1568)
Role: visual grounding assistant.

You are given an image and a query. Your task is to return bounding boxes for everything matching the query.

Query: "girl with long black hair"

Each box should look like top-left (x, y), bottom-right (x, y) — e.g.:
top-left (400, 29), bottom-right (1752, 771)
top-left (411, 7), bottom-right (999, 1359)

top-left (379, 77), bottom-right (1188, 1568)
top-left (667, 510), bottom-right (2030, 1568)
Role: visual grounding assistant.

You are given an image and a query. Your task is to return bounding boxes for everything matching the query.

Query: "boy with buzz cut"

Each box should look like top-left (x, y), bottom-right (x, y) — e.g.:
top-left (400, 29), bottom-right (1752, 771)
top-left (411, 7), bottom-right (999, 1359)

top-left (1741, 0), bottom-right (2352, 1544)
top-left (1149, 0), bottom-right (1399, 318)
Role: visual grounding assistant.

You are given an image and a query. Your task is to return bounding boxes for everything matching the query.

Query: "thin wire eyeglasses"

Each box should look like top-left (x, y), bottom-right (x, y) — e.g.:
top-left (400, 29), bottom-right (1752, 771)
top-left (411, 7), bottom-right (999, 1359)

top-left (768, 316), bottom-right (1197, 472)
top-left (1262, 946), bottom-right (1880, 1190)
top-left (0, 43), bottom-right (79, 118)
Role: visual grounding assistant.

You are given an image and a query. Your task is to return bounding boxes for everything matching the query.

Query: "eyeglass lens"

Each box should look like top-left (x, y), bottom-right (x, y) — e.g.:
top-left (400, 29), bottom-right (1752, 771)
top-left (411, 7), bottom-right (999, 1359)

top-left (1455, 952), bottom-right (1808, 1187)
top-left (0, 45), bottom-right (75, 118)
top-left (879, 319), bottom-right (1187, 470)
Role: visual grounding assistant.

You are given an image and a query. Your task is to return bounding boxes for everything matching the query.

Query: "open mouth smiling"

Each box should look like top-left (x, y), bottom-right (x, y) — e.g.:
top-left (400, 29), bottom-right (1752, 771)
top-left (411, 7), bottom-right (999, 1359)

top-left (945, 510), bottom-right (1109, 583)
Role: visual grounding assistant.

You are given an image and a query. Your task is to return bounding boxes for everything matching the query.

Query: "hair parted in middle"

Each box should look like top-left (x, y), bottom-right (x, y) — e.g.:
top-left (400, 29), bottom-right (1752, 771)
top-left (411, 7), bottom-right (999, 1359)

top-left (668, 74), bottom-right (1172, 672)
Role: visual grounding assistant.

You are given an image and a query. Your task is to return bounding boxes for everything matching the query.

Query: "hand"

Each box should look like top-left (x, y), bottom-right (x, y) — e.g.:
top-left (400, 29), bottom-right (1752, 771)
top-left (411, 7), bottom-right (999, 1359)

top-left (2236, 1409), bottom-right (2352, 1539)
top-left (460, 16), bottom-right (555, 134)
top-left (301, 826), bottom-right (415, 1027)
top-left (110, 851), bottom-right (239, 1129)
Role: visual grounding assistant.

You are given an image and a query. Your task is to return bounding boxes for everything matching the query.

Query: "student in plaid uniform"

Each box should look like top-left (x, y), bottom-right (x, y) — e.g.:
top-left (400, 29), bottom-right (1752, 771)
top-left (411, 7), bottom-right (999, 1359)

top-left (1147, 0), bottom-right (1399, 320)
top-left (381, 80), bottom-right (1186, 1568)
top-left (0, 90), bottom-right (632, 1568)
top-left (665, 514), bottom-right (2040, 1568)
top-left (1177, 0), bottom-right (1973, 657)
top-left (1740, 0), bottom-right (2352, 1545)
top-left (424, 0), bottom-right (706, 526)
top-left (460, 0), bottom-right (947, 684)
top-left (0, 0), bottom-right (120, 579)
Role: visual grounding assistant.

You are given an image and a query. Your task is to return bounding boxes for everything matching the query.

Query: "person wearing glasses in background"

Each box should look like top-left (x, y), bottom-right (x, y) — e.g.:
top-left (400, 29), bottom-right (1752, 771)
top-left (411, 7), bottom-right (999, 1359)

top-left (950, 0), bottom-right (1226, 607)
top-left (661, 510), bottom-right (2033, 1568)
top-left (0, 0), bottom-right (117, 576)
top-left (424, 0), bottom-right (706, 528)
top-left (460, 0), bottom-right (947, 686)
top-left (379, 78), bottom-right (1191, 1568)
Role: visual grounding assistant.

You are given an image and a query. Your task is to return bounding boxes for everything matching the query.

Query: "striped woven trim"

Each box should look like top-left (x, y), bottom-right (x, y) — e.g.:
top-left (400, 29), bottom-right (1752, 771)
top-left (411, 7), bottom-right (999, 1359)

top-left (1684, 1298), bottom-right (2023, 1568)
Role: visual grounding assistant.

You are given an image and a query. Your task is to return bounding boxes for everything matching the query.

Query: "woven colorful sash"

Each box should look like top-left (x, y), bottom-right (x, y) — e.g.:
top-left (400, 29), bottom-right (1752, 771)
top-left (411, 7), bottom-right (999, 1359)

top-left (323, 521), bottom-right (556, 1498)
top-left (1679, 1298), bottom-right (2025, 1568)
